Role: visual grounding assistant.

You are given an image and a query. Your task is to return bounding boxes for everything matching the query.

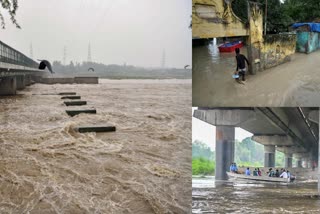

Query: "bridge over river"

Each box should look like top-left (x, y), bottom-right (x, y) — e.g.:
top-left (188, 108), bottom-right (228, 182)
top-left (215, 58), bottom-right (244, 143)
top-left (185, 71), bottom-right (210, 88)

top-left (193, 107), bottom-right (320, 184)
top-left (0, 40), bottom-right (46, 95)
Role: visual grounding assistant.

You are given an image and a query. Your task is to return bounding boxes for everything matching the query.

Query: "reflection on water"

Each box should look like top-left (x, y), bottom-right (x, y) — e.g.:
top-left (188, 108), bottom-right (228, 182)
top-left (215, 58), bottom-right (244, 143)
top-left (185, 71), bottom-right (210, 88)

top-left (192, 177), bottom-right (320, 213)
top-left (193, 40), bottom-right (247, 74)
top-left (0, 79), bottom-right (191, 213)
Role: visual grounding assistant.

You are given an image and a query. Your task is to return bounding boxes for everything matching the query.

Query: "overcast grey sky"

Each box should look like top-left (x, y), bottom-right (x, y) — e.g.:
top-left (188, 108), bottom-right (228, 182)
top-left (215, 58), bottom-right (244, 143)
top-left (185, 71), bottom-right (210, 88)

top-left (0, 0), bottom-right (191, 68)
top-left (192, 108), bottom-right (253, 151)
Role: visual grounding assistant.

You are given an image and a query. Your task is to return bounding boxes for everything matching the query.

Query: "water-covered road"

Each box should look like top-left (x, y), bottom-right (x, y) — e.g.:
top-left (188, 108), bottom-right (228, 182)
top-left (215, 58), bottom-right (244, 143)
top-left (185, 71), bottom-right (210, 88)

top-left (193, 41), bottom-right (320, 107)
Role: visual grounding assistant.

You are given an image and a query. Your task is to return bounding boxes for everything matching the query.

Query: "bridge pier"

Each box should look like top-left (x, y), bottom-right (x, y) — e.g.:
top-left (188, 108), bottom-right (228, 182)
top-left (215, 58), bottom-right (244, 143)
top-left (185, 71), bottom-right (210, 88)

top-left (0, 77), bottom-right (17, 95)
top-left (25, 75), bottom-right (32, 86)
top-left (264, 145), bottom-right (276, 168)
top-left (215, 126), bottom-right (235, 180)
top-left (284, 153), bottom-right (293, 168)
top-left (16, 75), bottom-right (26, 90)
top-left (296, 158), bottom-right (302, 168)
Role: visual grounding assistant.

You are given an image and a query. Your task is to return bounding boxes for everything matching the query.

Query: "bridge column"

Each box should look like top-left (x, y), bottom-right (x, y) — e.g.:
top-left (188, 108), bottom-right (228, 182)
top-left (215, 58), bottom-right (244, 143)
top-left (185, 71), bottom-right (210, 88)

top-left (264, 145), bottom-right (275, 168)
top-left (25, 75), bottom-right (32, 86)
top-left (215, 126), bottom-right (235, 180)
top-left (0, 77), bottom-right (17, 95)
top-left (284, 153), bottom-right (293, 168)
top-left (16, 75), bottom-right (26, 90)
top-left (296, 158), bottom-right (302, 168)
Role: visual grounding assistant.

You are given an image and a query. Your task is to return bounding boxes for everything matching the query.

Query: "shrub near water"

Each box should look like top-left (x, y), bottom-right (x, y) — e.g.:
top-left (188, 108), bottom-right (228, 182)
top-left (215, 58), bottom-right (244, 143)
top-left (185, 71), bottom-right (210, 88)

top-left (192, 158), bottom-right (215, 175)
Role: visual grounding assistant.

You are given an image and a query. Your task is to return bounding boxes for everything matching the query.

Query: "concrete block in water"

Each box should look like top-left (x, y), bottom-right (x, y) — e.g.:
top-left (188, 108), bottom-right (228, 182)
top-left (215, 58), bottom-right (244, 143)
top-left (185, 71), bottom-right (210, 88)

top-left (76, 125), bottom-right (116, 133)
top-left (64, 101), bottom-right (87, 106)
top-left (61, 95), bottom-right (81, 99)
top-left (66, 109), bottom-right (96, 117)
top-left (74, 77), bottom-right (98, 84)
top-left (59, 92), bottom-right (76, 95)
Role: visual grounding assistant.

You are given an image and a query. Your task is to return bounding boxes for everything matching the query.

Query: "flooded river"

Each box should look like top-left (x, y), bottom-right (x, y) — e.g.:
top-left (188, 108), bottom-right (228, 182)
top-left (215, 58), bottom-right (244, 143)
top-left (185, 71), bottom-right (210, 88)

top-left (192, 177), bottom-right (320, 213)
top-left (0, 79), bottom-right (191, 213)
top-left (193, 40), bottom-right (320, 107)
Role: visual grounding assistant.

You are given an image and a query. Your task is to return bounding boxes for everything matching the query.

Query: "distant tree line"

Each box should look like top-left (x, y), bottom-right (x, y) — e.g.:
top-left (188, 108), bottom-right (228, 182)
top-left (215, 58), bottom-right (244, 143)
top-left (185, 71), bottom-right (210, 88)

top-left (192, 137), bottom-right (287, 176)
top-left (232, 0), bottom-right (320, 33)
top-left (51, 61), bottom-right (191, 79)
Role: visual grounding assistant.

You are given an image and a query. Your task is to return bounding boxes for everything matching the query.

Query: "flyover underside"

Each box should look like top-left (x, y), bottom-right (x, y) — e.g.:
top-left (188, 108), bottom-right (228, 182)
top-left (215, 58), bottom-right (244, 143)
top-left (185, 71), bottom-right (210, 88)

top-left (193, 108), bottom-right (319, 179)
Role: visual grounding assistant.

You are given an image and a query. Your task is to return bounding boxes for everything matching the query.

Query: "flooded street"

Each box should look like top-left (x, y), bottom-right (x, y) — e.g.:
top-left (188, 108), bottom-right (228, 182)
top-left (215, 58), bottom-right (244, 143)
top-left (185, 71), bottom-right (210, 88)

top-left (0, 79), bottom-right (191, 213)
top-left (192, 177), bottom-right (320, 213)
top-left (193, 41), bottom-right (320, 107)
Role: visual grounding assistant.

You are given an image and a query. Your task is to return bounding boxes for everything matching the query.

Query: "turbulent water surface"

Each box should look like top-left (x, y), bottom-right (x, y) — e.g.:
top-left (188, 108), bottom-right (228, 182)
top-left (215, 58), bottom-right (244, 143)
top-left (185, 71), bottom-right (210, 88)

top-left (193, 41), bottom-right (320, 107)
top-left (0, 79), bottom-right (191, 213)
top-left (193, 177), bottom-right (320, 214)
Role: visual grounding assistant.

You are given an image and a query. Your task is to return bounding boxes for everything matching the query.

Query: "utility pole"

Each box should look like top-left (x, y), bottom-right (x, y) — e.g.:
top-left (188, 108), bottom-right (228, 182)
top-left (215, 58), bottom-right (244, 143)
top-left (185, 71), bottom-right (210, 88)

top-left (63, 46), bottom-right (67, 65)
top-left (161, 49), bottom-right (166, 70)
top-left (87, 43), bottom-right (92, 62)
top-left (264, 0), bottom-right (268, 35)
top-left (30, 43), bottom-right (33, 59)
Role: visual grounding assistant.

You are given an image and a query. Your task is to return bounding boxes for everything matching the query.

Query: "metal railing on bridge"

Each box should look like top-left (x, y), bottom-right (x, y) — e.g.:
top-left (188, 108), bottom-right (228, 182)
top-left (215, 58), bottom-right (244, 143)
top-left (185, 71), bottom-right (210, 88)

top-left (0, 40), bottom-right (38, 68)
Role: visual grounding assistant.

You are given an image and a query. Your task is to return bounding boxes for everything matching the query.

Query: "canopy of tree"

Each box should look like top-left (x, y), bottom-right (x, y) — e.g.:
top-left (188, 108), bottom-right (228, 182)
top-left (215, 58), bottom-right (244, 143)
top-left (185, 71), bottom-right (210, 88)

top-left (0, 0), bottom-right (20, 29)
top-left (232, 0), bottom-right (320, 33)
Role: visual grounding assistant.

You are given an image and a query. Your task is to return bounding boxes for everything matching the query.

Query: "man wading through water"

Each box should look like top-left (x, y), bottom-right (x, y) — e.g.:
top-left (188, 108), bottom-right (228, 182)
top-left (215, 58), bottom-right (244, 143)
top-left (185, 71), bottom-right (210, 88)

top-left (234, 48), bottom-right (249, 84)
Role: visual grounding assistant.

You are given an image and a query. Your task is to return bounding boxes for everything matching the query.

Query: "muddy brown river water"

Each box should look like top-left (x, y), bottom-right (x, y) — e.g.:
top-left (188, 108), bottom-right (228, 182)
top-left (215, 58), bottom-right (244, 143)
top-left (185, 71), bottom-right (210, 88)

top-left (0, 79), bottom-right (192, 214)
top-left (193, 177), bottom-right (320, 214)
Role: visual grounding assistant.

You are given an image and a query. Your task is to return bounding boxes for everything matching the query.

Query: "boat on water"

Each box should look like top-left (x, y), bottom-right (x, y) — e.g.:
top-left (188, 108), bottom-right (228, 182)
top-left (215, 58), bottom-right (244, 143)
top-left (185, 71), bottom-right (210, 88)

top-left (226, 172), bottom-right (291, 183)
top-left (218, 41), bottom-right (243, 52)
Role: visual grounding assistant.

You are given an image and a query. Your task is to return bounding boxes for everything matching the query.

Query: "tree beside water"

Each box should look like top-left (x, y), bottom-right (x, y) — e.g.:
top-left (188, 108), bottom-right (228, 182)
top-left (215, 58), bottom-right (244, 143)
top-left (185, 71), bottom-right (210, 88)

top-left (192, 137), bottom-right (286, 175)
top-left (192, 140), bottom-right (215, 175)
top-left (232, 0), bottom-right (320, 33)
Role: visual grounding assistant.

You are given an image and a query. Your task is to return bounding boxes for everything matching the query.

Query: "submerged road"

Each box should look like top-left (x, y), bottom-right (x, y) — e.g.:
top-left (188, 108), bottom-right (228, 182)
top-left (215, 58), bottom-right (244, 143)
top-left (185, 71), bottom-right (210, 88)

top-left (193, 44), bottom-right (320, 107)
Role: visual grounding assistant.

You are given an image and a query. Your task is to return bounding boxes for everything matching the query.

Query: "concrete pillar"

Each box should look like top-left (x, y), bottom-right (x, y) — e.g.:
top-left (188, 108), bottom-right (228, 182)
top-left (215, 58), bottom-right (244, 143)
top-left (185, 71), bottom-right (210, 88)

top-left (285, 153), bottom-right (293, 168)
top-left (16, 75), bottom-right (26, 90)
top-left (215, 126), bottom-right (235, 180)
top-left (264, 145), bottom-right (275, 167)
top-left (0, 77), bottom-right (17, 95)
top-left (296, 158), bottom-right (302, 168)
top-left (318, 111), bottom-right (320, 194)
top-left (25, 75), bottom-right (31, 86)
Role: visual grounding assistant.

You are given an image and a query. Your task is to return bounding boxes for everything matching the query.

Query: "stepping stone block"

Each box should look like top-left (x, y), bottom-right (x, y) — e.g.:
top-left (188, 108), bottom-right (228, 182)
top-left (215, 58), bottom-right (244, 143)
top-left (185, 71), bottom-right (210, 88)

top-left (66, 109), bottom-right (96, 117)
top-left (64, 101), bottom-right (87, 106)
top-left (76, 125), bottom-right (116, 133)
top-left (61, 95), bottom-right (81, 99)
top-left (59, 92), bottom-right (76, 95)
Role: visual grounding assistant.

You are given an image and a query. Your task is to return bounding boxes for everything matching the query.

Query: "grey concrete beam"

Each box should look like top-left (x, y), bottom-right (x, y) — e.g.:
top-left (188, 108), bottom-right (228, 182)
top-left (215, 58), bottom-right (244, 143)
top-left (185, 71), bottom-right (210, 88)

top-left (193, 109), bottom-right (256, 127)
top-left (252, 135), bottom-right (294, 146)
top-left (309, 110), bottom-right (319, 124)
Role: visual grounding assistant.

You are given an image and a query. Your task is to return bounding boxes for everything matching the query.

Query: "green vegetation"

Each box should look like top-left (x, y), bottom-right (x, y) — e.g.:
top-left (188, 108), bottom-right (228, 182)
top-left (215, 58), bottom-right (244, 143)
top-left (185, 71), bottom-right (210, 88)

top-left (192, 140), bottom-right (215, 175)
top-left (235, 137), bottom-right (284, 167)
top-left (232, 0), bottom-right (320, 33)
top-left (192, 137), bottom-right (286, 175)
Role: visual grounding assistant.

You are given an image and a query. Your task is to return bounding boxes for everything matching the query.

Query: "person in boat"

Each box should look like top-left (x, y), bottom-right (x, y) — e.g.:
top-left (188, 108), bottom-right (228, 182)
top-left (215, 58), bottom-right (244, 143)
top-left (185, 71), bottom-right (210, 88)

top-left (245, 167), bottom-right (251, 176)
top-left (257, 168), bottom-right (261, 176)
top-left (267, 168), bottom-right (275, 177)
top-left (253, 168), bottom-right (258, 176)
top-left (234, 47), bottom-right (250, 82)
top-left (275, 169), bottom-right (280, 177)
top-left (230, 163), bottom-right (235, 172)
top-left (234, 163), bottom-right (238, 173)
top-left (280, 169), bottom-right (288, 178)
